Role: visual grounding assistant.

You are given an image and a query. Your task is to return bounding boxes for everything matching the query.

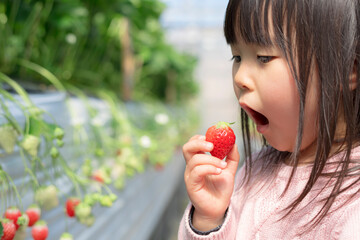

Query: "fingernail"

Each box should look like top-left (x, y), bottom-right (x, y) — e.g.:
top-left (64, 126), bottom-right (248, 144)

top-left (221, 161), bottom-right (227, 168)
top-left (216, 168), bottom-right (222, 174)
top-left (199, 135), bottom-right (206, 140)
top-left (206, 142), bottom-right (213, 149)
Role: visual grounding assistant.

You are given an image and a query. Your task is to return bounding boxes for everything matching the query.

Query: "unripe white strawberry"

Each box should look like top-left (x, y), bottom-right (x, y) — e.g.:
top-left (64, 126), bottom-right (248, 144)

top-left (0, 124), bottom-right (18, 154)
top-left (75, 202), bottom-right (92, 219)
top-left (60, 232), bottom-right (74, 240)
top-left (35, 185), bottom-right (59, 210)
top-left (21, 134), bottom-right (40, 158)
top-left (53, 127), bottom-right (64, 140)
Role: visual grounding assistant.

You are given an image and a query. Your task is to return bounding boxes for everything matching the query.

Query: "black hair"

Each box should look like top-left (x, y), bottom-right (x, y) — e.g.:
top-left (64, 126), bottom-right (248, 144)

top-left (224, 0), bottom-right (360, 229)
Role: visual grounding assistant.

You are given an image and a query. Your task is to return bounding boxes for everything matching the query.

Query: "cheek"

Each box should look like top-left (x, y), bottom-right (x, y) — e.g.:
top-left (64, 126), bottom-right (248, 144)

top-left (261, 59), bottom-right (299, 107)
top-left (263, 73), bottom-right (300, 120)
top-left (233, 81), bottom-right (241, 99)
top-left (261, 69), bottom-right (301, 151)
top-left (232, 65), bottom-right (239, 99)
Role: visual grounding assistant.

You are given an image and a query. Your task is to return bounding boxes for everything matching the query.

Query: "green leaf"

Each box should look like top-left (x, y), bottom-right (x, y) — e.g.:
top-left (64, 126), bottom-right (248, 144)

top-left (28, 117), bottom-right (44, 137)
top-left (28, 116), bottom-right (57, 138)
top-left (0, 222), bottom-right (3, 239)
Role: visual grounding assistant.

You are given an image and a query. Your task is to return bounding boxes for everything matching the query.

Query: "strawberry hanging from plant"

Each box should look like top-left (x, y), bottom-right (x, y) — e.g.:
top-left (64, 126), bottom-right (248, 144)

top-left (25, 205), bottom-right (41, 227)
top-left (31, 221), bottom-right (48, 240)
top-left (0, 124), bottom-right (18, 154)
top-left (205, 121), bottom-right (236, 160)
top-left (0, 218), bottom-right (16, 240)
top-left (20, 134), bottom-right (40, 158)
top-left (65, 198), bottom-right (81, 218)
top-left (34, 185), bottom-right (59, 211)
top-left (3, 207), bottom-right (21, 230)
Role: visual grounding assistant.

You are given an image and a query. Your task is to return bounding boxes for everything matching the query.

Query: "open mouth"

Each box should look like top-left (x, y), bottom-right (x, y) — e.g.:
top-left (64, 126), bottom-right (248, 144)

top-left (241, 105), bottom-right (269, 126)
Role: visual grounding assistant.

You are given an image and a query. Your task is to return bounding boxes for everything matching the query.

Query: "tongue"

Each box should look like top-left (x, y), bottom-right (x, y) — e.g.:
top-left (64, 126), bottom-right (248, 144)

top-left (253, 111), bottom-right (269, 125)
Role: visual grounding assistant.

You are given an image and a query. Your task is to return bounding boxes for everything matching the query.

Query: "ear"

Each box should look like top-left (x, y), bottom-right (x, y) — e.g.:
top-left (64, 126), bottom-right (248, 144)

top-left (349, 60), bottom-right (357, 90)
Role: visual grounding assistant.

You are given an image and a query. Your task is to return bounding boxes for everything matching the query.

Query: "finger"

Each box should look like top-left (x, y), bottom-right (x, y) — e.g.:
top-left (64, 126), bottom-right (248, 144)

top-left (189, 135), bottom-right (206, 141)
top-left (225, 144), bottom-right (240, 176)
top-left (188, 165), bottom-right (222, 185)
top-left (183, 138), bottom-right (213, 163)
top-left (187, 154), bottom-right (227, 172)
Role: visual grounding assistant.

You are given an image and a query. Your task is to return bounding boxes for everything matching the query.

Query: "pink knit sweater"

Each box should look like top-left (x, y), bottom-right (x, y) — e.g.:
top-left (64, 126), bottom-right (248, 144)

top-left (178, 146), bottom-right (360, 239)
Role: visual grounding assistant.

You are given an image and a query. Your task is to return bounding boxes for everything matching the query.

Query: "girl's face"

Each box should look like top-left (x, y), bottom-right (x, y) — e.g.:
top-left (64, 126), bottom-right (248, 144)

top-left (231, 40), bottom-right (319, 155)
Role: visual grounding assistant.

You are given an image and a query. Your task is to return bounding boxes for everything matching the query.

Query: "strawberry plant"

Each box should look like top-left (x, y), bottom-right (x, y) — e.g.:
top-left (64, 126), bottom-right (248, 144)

top-left (0, 0), bottom-right (200, 238)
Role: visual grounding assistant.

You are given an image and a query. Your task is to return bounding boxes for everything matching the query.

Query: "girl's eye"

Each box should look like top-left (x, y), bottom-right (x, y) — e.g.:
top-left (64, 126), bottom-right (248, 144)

top-left (257, 56), bottom-right (273, 64)
top-left (231, 56), bottom-right (241, 63)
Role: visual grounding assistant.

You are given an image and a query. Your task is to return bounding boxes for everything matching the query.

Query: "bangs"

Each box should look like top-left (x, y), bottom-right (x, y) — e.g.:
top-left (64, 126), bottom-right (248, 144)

top-left (224, 0), bottom-right (286, 47)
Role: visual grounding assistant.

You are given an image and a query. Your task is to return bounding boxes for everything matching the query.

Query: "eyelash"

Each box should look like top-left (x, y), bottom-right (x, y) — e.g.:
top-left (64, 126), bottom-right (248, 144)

top-left (231, 56), bottom-right (241, 63)
top-left (257, 56), bottom-right (273, 64)
top-left (231, 55), bottom-right (274, 64)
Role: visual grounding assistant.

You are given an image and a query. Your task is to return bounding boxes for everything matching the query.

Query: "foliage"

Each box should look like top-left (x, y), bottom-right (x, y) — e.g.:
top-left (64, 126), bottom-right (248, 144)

top-left (0, 0), bottom-right (198, 102)
top-left (0, 0), bottom-right (200, 238)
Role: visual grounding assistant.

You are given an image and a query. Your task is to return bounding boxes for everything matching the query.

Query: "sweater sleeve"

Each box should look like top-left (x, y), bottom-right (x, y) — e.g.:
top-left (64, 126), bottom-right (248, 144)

top-left (178, 202), bottom-right (237, 240)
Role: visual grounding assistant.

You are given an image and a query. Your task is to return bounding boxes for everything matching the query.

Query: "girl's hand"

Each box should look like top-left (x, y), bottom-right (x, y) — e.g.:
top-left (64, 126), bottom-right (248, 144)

top-left (183, 135), bottom-right (240, 231)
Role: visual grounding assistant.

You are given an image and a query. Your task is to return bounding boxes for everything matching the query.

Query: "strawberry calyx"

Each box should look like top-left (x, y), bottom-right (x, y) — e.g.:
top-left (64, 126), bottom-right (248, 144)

top-left (60, 232), bottom-right (73, 240)
top-left (16, 214), bottom-right (29, 227)
top-left (215, 121), bottom-right (235, 129)
top-left (33, 220), bottom-right (46, 227)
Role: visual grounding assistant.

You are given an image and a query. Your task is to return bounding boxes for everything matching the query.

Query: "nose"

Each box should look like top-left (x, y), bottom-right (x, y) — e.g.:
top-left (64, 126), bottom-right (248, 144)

top-left (233, 63), bottom-right (253, 92)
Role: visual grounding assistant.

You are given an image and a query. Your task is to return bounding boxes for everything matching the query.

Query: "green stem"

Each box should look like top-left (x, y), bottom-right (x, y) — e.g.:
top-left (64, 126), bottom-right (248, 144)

top-left (0, 80), bottom-right (32, 134)
top-left (58, 155), bottom-right (89, 198)
top-left (17, 59), bottom-right (67, 92)
top-left (0, 169), bottom-right (23, 209)
top-left (8, 0), bottom-right (20, 33)
top-left (19, 149), bottom-right (39, 187)
top-left (96, 89), bottom-right (132, 134)
top-left (101, 184), bottom-right (113, 195)
top-left (0, 72), bottom-right (34, 107)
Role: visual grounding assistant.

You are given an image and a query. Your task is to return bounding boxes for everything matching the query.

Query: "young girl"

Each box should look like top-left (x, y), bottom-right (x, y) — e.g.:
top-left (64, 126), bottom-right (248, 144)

top-left (179, 0), bottom-right (360, 239)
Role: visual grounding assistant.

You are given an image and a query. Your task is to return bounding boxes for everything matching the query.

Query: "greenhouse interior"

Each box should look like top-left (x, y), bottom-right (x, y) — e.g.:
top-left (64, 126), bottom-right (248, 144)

top-left (0, 0), bottom-right (240, 239)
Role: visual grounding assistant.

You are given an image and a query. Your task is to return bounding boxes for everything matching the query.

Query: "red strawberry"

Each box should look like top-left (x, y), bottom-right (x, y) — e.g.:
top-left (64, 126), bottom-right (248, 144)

top-left (65, 198), bottom-right (81, 218)
top-left (205, 121), bottom-right (236, 160)
top-left (91, 169), bottom-right (111, 184)
top-left (4, 207), bottom-right (21, 230)
top-left (31, 221), bottom-right (48, 240)
top-left (0, 219), bottom-right (16, 240)
top-left (92, 171), bottom-right (104, 183)
top-left (25, 205), bottom-right (41, 227)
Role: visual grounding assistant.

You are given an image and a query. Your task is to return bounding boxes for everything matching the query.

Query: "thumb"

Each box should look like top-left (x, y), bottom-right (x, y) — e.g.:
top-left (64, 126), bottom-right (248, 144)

top-left (225, 144), bottom-right (240, 175)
